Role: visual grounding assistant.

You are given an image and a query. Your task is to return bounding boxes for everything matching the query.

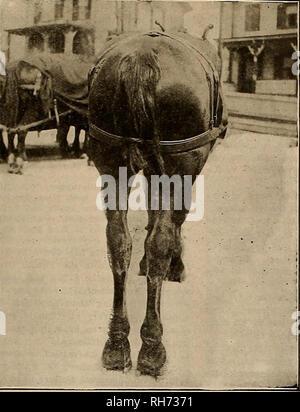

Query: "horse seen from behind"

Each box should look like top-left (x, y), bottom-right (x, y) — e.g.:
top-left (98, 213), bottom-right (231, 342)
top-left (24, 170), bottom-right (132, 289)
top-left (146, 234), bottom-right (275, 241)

top-left (88, 30), bottom-right (227, 377)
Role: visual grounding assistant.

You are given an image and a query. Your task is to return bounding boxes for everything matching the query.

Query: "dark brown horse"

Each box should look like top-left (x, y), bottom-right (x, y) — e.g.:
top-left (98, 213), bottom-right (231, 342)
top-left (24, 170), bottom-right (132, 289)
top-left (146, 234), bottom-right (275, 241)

top-left (0, 74), bottom-right (8, 162)
top-left (88, 31), bottom-right (227, 377)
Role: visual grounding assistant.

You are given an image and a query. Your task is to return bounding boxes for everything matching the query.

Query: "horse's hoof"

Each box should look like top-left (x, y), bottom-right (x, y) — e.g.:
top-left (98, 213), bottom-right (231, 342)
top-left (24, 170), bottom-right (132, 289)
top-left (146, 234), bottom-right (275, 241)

top-left (14, 157), bottom-right (24, 175)
top-left (8, 154), bottom-right (16, 174)
top-left (14, 168), bottom-right (23, 175)
top-left (137, 342), bottom-right (166, 378)
top-left (8, 153), bottom-right (15, 165)
top-left (70, 150), bottom-right (81, 159)
top-left (102, 338), bottom-right (132, 372)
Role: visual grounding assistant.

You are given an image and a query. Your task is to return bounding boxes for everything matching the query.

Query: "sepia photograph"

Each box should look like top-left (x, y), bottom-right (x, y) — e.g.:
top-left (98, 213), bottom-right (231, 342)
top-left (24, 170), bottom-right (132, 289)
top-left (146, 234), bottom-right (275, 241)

top-left (0, 0), bottom-right (298, 391)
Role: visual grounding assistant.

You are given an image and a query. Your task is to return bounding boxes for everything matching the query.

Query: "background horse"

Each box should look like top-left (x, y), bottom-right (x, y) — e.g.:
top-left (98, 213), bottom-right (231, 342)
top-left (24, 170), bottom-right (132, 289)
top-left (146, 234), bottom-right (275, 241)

top-left (88, 31), bottom-right (227, 377)
top-left (0, 58), bottom-right (90, 174)
top-left (0, 74), bottom-right (8, 162)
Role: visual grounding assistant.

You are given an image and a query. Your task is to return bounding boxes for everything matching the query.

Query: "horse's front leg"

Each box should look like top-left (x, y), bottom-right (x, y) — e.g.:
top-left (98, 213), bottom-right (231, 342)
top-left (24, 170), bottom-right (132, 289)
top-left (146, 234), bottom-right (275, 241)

top-left (82, 131), bottom-right (94, 166)
top-left (137, 210), bottom-right (175, 377)
top-left (102, 209), bottom-right (133, 372)
top-left (13, 132), bottom-right (27, 174)
top-left (17, 132), bottom-right (28, 161)
top-left (7, 133), bottom-right (16, 173)
top-left (71, 127), bottom-right (81, 158)
top-left (56, 123), bottom-right (70, 158)
top-left (0, 131), bottom-right (8, 163)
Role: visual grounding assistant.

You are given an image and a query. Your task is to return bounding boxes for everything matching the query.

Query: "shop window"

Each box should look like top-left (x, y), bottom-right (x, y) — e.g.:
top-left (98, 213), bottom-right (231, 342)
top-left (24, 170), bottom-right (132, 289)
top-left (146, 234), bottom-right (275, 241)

top-left (245, 4), bottom-right (260, 31)
top-left (73, 31), bottom-right (94, 55)
top-left (274, 55), bottom-right (294, 79)
top-left (257, 52), bottom-right (264, 80)
top-left (73, 31), bottom-right (86, 54)
top-left (28, 32), bottom-right (44, 52)
top-left (49, 31), bottom-right (65, 54)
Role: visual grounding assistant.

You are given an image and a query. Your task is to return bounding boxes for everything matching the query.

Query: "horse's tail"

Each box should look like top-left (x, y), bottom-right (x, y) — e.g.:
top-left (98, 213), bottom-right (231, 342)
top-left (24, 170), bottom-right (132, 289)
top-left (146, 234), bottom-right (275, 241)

top-left (115, 48), bottom-right (165, 174)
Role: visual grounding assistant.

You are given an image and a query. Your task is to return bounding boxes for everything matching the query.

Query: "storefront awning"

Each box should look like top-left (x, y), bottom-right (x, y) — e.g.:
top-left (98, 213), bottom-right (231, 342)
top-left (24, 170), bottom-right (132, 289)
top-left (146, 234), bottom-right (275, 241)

top-left (6, 23), bottom-right (93, 36)
top-left (221, 33), bottom-right (297, 48)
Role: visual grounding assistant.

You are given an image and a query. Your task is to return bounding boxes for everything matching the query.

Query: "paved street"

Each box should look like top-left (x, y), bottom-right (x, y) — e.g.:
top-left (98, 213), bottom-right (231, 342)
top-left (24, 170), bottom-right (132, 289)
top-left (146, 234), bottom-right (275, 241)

top-left (0, 129), bottom-right (297, 389)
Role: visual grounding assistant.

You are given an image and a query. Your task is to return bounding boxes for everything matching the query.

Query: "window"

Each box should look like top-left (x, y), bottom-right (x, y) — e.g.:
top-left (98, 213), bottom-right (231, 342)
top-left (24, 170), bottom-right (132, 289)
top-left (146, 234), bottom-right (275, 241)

top-left (277, 4), bottom-right (297, 29)
top-left (85, 0), bottom-right (92, 19)
top-left (245, 4), bottom-right (260, 31)
top-left (34, 0), bottom-right (42, 24)
top-left (73, 31), bottom-right (87, 54)
top-left (274, 54), bottom-right (294, 80)
top-left (73, 31), bottom-right (94, 55)
top-left (288, 13), bottom-right (297, 28)
top-left (73, 0), bottom-right (79, 21)
top-left (48, 31), bottom-right (65, 54)
top-left (28, 32), bottom-right (44, 52)
top-left (55, 0), bottom-right (65, 20)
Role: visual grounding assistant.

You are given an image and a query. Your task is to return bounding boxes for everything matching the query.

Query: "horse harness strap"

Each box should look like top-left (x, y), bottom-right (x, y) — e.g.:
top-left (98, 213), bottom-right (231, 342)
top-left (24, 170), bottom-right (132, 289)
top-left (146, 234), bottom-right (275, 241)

top-left (89, 123), bottom-right (226, 154)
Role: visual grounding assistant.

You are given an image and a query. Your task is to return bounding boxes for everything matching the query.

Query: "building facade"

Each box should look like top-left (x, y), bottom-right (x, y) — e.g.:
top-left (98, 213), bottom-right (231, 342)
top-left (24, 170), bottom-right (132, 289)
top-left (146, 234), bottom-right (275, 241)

top-left (220, 1), bottom-right (298, 136)
top-left (221, 2), bottom-right (297, 96)
top-left (1, 0), bottom-right (191, 61)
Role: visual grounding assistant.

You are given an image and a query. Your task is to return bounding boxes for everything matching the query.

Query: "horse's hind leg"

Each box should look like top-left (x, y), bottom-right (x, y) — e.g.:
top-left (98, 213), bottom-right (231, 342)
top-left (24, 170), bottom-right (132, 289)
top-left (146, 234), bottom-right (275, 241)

top-left (167, 225), bottom-right (185, 282)
top-left (102, 208), bottom-right (133, 372)
top-left (140, 193), bottom-right (185, 283)
top-left (137, 210), bottom-right (175, 377)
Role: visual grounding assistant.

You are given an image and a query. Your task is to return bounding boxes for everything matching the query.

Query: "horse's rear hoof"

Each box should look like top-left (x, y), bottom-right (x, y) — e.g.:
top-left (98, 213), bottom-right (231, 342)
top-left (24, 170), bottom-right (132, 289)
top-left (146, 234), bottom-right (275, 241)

top-left (71, 150), bottom-right (81, 159)
top-left (102, 338), bottom-right (132, 372)
top-left (14, 158), bottom-right (24, 175)
top-left (8, 154), bottom-right (16, 173)
top-left (137, 342), bottom-right (166, 378)
top-left (8, 163), bottom-right (16, 174)
top-left (14, 169), bottom-right (23, 175)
